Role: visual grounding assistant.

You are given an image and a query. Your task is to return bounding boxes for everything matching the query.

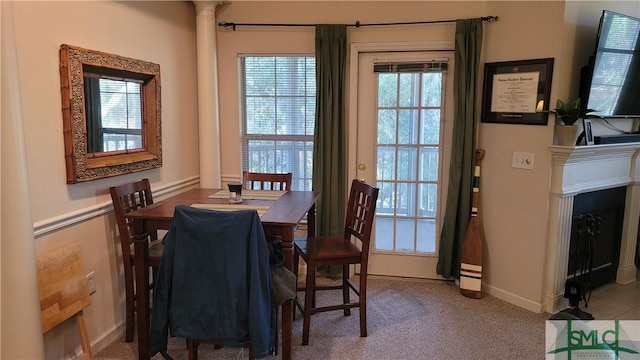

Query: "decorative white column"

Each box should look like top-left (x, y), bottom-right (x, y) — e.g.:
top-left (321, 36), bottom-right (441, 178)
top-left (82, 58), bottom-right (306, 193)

top-left (1, 2), bottom-right (46, 358)
top-left (545, 194), bottom-right (575, 313)
top-left (194, 1), bottom-right (222, 188)
top-left (619, 176), bottom-right (640, 284)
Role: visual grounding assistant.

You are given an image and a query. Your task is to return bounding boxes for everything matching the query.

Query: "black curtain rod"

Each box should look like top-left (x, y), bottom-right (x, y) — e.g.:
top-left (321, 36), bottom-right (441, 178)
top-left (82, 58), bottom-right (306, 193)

top-left (218, 16), bottom-right (498, 30)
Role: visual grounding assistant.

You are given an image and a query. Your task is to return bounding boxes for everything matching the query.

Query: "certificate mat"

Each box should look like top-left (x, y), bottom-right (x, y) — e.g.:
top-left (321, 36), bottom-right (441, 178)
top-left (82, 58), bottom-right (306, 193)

top-left (208, 189), bottom-right (287, 201)
top-left (190, 204), bottom-right (270, 218)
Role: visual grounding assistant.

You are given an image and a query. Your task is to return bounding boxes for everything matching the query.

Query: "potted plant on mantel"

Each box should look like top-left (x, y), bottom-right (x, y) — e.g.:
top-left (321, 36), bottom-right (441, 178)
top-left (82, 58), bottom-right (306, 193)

top-left (548, 98), bottom-right (599, 146)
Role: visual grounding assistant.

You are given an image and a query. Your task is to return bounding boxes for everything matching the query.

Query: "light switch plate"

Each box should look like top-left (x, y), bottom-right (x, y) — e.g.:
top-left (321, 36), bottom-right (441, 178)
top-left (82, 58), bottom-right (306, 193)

top-left (512, 152), bottom-right (535, 170)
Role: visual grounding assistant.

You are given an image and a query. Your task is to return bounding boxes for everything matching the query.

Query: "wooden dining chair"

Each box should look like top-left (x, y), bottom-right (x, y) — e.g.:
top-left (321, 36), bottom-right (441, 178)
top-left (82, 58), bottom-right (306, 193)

top-left (243, 171), bottom-right (292, 191)
top-left (109, 178), bottom-right (164, 342)
top-left (293, 179), bottom-right (379, 345)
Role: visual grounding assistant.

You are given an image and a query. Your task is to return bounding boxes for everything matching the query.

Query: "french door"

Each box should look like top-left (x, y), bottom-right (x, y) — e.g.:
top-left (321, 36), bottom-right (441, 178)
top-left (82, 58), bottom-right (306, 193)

top-left (356, 51), bottom-right (454, 279)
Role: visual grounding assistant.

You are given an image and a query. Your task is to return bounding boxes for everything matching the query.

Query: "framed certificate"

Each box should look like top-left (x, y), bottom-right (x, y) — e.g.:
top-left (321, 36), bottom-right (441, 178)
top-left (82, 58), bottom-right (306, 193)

top-left (481, 58), bottom-right (554, 125)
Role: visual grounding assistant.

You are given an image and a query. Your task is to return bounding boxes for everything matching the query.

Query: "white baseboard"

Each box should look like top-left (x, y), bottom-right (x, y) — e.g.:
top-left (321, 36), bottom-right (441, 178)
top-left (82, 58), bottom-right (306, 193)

top-left (483, 283), bottom-right (546, 314)
top-left (69, 322), bottom-right (124, 359)
top-left (87, 322), bottom-right (125, 357)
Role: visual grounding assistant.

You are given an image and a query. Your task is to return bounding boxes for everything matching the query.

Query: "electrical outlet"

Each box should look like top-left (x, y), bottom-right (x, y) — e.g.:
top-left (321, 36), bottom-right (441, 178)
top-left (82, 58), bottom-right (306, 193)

top-left (86, 271), bottom-right (96, 295)
top-left (512, 152), bottom-right (535, 170)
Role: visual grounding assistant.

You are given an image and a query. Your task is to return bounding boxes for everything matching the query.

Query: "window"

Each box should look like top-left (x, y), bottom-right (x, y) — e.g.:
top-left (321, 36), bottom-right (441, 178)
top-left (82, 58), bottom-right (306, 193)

top-left (84, 76), bottom-right (143, 153)
top-left (239, 56), bottom-right (315, 191)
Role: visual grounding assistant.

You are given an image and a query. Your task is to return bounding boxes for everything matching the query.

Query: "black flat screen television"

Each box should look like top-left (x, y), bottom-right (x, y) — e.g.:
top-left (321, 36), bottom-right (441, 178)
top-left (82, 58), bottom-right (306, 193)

top-left (580, 10), bottom-right (640, 119)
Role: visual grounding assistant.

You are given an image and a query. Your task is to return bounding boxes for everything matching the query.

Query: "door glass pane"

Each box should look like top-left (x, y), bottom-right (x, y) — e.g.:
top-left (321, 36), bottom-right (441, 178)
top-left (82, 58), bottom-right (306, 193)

top-left (374, 68), bottom-right (445, 256)
top-left (377, 147), bottom-right (396, 181)
top-left (377, 110), bottom-right (397, 144)
top-left (378, 74), bottom-right (398, 107)
top-left (396, 146), bottom-right (417, 181)
top-left (375, 217), bottom-right (394, 251)
top-left (421, 73), bottom-right (442, 107)
top-left (418, 183), bottom-right (437, 217)
top-left (420, 109), bottom-right (441, 144)
top-left (399, 73), bottom-right (420, 107)
top-left (416, 219), bottom-right (437, 253)
top-left (398, 109), bottom-right (418, 145)
top-left (419, 147), bottom-right (439, 182)
top-left (395, 218), bottom-right (415, 251)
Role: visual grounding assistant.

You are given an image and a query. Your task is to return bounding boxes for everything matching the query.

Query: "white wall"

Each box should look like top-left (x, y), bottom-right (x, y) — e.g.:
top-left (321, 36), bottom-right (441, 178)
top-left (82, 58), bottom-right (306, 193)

top-left (9, 1), bottom-right (200, 358)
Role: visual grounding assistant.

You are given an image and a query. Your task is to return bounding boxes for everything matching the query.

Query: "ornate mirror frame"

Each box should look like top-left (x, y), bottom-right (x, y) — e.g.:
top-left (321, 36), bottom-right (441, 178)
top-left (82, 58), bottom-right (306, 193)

top-left (59, 44), bottom-right (162, 184)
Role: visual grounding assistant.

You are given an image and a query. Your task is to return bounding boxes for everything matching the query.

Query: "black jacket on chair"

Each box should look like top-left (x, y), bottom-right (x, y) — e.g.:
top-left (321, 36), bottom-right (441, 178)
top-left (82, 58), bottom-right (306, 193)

top-left (149, 205), bottom-right (274, 358)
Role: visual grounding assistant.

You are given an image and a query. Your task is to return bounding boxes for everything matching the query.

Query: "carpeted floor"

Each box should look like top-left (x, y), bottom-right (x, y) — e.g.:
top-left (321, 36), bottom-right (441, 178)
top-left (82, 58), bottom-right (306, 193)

top-left (96, 277), bottom-right (549, 360)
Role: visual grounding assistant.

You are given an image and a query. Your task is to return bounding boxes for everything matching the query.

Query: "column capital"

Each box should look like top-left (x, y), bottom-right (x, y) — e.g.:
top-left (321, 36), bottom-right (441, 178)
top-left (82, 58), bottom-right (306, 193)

top-left (193, 1), bottom-right (222, 16)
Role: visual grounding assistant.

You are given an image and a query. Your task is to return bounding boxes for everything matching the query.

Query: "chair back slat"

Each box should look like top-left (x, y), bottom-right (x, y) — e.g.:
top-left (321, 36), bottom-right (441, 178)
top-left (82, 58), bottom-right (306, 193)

top-left (110, 179), bottom-right (154, 255)
top-left (344, 180), bottom-right (379, 258)
top-left (243, 171), bottom-right (292, 191)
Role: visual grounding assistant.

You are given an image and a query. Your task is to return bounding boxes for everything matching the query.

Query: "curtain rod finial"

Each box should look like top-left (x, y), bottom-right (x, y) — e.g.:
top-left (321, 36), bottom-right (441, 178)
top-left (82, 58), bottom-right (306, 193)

top-left (218, 21), bottom-right (236, 30)
top-left (482, 16), bottom-right (498, 22)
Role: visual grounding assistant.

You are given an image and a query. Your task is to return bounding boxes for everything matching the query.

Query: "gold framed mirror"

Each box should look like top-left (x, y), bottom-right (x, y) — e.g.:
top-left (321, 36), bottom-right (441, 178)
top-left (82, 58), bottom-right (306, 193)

top-left (59, 44), bottom-right (162, 184)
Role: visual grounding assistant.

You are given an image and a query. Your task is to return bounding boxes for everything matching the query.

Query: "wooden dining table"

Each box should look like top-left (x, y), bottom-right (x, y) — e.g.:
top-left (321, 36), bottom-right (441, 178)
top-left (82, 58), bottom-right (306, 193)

top-left (125, 188), bottom-right (320, 360)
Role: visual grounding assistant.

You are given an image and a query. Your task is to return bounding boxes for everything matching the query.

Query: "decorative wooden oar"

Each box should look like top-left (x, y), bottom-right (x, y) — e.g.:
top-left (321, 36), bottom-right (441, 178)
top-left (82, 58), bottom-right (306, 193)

top-left (460, 149), bottom-right (485, 299)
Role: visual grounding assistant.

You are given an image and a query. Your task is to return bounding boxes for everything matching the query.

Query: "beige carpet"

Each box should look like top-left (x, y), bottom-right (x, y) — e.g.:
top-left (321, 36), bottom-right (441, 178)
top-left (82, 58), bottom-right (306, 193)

top-left (96, 277), bottom-right (548, 360)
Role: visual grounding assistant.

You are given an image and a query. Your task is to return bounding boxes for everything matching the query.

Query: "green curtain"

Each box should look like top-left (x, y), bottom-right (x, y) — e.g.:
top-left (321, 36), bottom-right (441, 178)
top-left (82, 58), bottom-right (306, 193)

top-left (313, 24), bottom-right (347, 239)
top-left (436, 19), bottom-right (483, 279)
top-left (313, 25), bottom-right (347, 277)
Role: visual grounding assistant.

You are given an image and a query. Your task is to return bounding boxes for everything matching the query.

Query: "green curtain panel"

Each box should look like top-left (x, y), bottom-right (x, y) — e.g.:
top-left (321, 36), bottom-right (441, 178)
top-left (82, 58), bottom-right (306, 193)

top-left (313, 24), bottom-right (347, 278)
top-left (436, 19), bottom-right (483, 279)
top-left (313, 24), bottom-right (348, 238)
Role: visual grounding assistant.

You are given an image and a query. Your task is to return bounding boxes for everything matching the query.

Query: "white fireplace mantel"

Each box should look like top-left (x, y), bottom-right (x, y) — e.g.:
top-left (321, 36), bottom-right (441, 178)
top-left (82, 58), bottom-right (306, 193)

top-left (545, 143), bottom-right (640, 313)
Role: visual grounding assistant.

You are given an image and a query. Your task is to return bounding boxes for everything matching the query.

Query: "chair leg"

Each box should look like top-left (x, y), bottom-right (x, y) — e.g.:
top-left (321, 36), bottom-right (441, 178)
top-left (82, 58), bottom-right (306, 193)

top-left (359, 271), bottom-right (368, 338)
top-left (293, 251), bottom-right (300, 319)
top-left (302, 263), bottom-right (315, 346)
top-left (342, 264), bottom-right (350, 316)
top-left (187, 339), bottom-right (199, 360)
top-left (293, 250), bottom-right (299, 279)
top-left (273, 303), bottom-right (280, 355)
top-left (125, 275), bottom-right (134, 342)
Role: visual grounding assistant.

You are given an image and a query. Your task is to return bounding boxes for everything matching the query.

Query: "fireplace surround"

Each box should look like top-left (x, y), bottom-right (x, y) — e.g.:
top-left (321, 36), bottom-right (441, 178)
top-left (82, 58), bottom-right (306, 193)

top-left (545, 143), bottom-right (640, 313)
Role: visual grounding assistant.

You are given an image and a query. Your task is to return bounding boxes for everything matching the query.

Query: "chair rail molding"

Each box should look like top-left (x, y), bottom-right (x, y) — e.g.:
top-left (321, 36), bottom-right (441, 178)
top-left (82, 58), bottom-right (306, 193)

top-left (33, 176), bottom-right (199, 237)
